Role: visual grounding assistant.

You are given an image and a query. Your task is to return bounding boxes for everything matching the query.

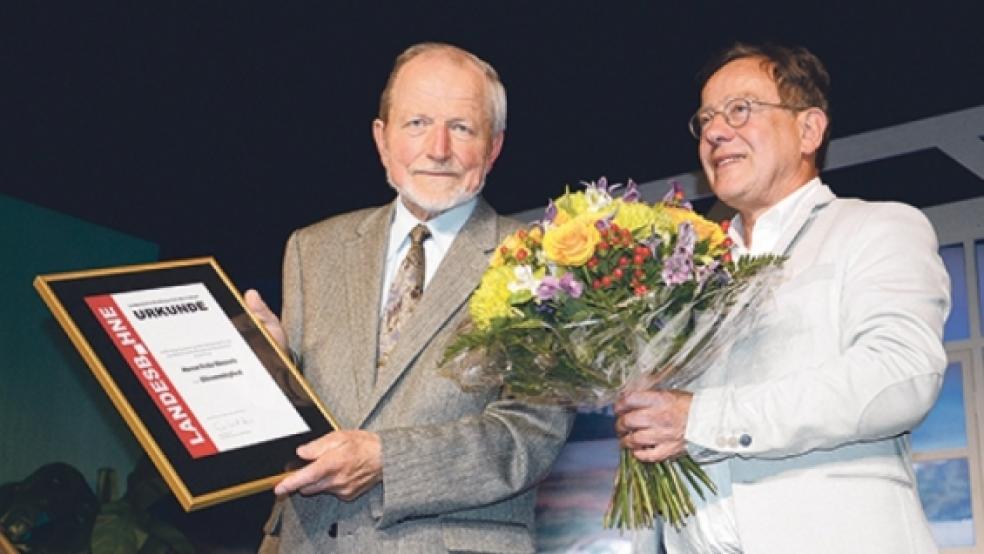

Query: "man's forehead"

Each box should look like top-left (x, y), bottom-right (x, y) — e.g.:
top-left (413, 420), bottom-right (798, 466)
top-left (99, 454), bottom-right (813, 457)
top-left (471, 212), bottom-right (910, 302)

top-left (389, 56), bottom-right (489, 116)
top-left (701, 59), bottom-right (778, 105)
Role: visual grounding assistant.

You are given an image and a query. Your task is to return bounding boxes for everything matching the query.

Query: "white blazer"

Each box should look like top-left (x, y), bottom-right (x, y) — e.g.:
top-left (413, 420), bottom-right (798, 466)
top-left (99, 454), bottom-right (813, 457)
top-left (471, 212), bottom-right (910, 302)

top-left (673, 182), bottom-right (951, 553)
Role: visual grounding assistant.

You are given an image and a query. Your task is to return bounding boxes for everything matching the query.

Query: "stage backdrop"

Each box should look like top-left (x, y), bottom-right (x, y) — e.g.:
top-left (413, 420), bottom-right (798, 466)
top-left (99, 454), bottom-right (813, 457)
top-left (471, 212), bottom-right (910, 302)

top-left (0, 194), bottom-right (155, 491)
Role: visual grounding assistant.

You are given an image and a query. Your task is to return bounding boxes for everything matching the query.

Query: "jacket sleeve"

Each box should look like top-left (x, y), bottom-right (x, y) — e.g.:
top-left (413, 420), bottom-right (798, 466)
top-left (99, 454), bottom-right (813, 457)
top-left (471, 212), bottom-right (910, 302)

top-left (375, 401), bottom-right (573, 527)
top-left (686, 202), bottom-right (951, 458)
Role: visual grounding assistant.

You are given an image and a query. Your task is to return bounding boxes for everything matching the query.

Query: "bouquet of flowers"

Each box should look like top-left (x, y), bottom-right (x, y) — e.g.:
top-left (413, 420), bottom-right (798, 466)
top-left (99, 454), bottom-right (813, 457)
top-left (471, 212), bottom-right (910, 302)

top-left (441, 178), bottom-right (783, 529)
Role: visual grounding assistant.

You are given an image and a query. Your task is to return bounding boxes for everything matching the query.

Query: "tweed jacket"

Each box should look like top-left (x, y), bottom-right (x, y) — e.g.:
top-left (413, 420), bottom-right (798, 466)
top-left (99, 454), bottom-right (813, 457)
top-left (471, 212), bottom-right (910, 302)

top-left (264, 197), bottom-right (573, 553)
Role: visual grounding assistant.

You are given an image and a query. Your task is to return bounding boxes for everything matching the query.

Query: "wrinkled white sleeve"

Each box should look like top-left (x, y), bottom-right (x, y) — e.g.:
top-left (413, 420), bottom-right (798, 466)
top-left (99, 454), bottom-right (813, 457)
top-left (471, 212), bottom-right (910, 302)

top-left (686, 203), bottom-right (950, 458)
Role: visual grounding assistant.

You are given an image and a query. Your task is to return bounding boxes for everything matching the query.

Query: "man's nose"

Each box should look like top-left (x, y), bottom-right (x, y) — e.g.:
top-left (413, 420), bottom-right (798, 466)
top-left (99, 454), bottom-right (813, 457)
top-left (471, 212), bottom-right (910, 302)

top-left (427, 125), bottom-right (452, 161)
top-left (702, 113), bottom-right (734, 144)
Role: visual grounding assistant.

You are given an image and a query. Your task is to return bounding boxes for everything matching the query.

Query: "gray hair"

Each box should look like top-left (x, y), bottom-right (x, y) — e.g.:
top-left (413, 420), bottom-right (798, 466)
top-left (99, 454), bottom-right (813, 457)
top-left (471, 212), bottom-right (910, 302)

top-left (378, 42), bottom-right (507, 135)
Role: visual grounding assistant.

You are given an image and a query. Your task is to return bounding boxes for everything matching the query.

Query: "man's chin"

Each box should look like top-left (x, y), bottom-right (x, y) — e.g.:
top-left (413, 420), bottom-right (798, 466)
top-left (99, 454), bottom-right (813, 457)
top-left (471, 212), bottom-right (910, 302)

top-left (393, 180), bottom-right (484, 216)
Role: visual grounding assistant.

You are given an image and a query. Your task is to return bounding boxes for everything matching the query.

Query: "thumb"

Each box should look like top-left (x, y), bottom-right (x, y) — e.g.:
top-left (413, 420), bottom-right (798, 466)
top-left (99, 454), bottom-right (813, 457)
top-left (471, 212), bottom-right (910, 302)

top-left (244, 289), bottom-right (272, 317)
top-left (244, 289), bottom-right (288, 350)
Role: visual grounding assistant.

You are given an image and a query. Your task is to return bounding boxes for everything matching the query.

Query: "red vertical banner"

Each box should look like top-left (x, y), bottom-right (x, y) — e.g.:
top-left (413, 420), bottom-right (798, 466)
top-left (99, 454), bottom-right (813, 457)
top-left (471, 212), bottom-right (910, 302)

top-left (85, 294), bottom-right (218, 459)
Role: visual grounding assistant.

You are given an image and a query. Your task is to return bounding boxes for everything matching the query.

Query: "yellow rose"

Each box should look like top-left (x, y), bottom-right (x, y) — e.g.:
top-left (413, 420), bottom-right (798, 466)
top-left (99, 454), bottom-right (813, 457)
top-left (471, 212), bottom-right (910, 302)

top-left (469, 266), bottom-right (516, 330)
top-left (542, 214), bottom-right (601, 266)
top-left (663, 206), bottom-right (727, 249)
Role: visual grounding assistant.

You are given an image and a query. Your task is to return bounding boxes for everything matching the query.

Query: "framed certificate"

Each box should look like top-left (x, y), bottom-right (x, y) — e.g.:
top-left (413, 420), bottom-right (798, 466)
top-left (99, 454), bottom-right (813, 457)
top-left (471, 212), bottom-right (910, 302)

top-left (34, 257), bottom-right (338, 511)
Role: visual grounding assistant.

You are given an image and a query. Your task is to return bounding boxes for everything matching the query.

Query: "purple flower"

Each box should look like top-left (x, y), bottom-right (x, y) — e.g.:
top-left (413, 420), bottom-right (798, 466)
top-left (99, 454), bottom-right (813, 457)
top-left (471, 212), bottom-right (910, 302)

top-left (536, 273), bottom-right (584, 302)
top-left (536, 276), bottom-right (561, 301)
top-left (560, 272), bottom-right (584, 298)
top-left (663, 222), bottom-right (697, 286)
top-left (675, 221), bottom-right (696, 255)
top-left (662, 180), bottom-right (693, 210)
top-left (622, 179), bottom-right (640, 202)
top-left (594, 214), bottom-right (614, 232)
top-left (544, 200), bottom-right (558, 222)
top-left (595, 176), bottom-right (609, 193)
top-left (662, 251), bottom-right (694, 285)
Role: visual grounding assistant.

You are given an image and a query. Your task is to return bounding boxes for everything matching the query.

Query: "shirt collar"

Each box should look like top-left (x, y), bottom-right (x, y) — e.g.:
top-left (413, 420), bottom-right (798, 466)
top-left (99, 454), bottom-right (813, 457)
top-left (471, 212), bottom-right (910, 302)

top-left (387, 196), bottom-right (478, 261)
top-left (730, 177), bottom-right (821, 255)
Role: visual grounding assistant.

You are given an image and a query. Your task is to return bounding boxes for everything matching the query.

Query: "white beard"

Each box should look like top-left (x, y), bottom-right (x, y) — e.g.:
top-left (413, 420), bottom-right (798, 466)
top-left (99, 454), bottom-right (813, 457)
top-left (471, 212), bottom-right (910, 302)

top-left (388, 175), bottom-right (485, 216)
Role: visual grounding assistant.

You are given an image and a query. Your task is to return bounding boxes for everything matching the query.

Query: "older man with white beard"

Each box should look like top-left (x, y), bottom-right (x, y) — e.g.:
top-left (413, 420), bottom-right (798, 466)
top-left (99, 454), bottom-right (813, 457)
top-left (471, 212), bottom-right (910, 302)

top-left (246, 42), bottom-right (572, 553)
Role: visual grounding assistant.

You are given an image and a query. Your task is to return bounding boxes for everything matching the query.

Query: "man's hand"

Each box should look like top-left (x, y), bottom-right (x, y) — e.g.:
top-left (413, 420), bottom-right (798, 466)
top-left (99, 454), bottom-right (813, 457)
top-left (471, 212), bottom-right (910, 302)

top-left (614, 390), bottom-right (693, 463)
top-left (274, 430), bottom-right (382, 501)
top-left (244, 289), bottom-right (287, 351)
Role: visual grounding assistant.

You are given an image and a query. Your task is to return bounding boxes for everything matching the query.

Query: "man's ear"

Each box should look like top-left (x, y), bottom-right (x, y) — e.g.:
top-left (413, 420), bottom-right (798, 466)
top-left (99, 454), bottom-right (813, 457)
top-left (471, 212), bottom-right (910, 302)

top-left (798, 108), bottom-right (828, 156)
top-left (372, 119), bottom-right (390, 168)
top-left (485, 132), bottom-right (505, 171)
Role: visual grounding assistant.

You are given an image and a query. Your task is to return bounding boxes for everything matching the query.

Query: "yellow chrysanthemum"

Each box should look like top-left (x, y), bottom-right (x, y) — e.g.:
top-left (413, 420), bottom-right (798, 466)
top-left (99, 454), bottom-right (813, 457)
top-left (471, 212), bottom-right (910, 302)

top-left (542, 214), bottom-right (601, 266)
top-left (469, 265), bottom-right (517, 330)
top-left (613, 199), bottom-right (657, 236)
top-left (555, 190), bottom-right (589, 219)
top-left (663, 206), bottom-right (727, 249)
top-left (651, 204), bottom-right (675, 236)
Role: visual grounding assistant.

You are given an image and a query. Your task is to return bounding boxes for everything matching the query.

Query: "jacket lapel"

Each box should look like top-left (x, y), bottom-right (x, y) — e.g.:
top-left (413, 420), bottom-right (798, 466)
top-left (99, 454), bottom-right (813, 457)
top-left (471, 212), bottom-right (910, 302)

top-left (334, 204), bottom-right (393, 421)
top-left (773, 182), bottom-right (836, 256)
top-left (358, 199), bottom-right (500, 427)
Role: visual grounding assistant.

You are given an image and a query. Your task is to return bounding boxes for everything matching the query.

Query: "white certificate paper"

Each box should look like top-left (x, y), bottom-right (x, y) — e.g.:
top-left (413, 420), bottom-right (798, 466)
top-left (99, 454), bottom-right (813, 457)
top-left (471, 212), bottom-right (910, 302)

top-left (85, 283), bottom-right (310, 459)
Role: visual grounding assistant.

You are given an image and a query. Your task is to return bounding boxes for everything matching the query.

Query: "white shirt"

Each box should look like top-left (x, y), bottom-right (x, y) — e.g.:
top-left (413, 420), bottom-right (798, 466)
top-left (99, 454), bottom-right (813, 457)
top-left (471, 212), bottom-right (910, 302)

top-left (379, 196), bottom-right (477, 315)
top-left (667, 178), bottom-right (822, 554)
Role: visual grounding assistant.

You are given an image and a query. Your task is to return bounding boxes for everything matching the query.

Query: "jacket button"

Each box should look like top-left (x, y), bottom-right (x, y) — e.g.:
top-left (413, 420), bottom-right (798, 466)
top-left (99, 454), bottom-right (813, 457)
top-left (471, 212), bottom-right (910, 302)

top-left (739, 434), bottom-right (752, 447)
top-left (328, 522), bottom-right (338, 538)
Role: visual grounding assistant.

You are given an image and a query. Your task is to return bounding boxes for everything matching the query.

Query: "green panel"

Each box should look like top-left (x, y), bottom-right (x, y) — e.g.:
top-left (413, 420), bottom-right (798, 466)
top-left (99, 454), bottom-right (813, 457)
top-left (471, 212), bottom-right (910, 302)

top-left (0, 194), bottom-right (158, 490)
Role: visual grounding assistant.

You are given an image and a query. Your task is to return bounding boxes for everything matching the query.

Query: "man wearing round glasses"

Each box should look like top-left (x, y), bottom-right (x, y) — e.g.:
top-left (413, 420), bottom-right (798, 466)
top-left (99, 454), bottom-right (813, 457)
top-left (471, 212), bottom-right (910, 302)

top-left (616, 43), bottom-right (949, 553)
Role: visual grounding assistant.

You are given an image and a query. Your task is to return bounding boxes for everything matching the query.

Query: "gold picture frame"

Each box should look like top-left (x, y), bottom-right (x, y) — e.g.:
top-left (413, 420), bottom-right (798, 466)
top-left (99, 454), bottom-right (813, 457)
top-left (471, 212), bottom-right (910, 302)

top-left (34, 257), bottom-right (338, 511)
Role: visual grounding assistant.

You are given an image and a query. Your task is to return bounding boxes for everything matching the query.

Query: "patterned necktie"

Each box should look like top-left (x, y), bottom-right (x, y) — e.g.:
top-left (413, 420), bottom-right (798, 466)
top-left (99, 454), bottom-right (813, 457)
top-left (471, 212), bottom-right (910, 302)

top-left (378, 224), bottom-right (430, 367)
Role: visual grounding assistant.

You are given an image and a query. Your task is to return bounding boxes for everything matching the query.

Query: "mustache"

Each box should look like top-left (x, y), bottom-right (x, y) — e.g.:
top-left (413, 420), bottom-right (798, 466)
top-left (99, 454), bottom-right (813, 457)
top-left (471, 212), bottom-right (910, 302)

top-left (410, 163), bottom-right (462, 174)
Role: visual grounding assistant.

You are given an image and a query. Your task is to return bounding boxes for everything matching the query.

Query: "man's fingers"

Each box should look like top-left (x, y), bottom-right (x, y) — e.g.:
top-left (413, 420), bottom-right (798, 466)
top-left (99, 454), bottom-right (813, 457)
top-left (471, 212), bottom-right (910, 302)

top-left (297, 433), bottom-right (335, 460)
top-left (613, 390), bottom-right (664, 414)
top-left (244, 289), bottom-right (288, 349)
top-left (244, 288), bottom-right (266, 310)
top-left (275, 457), bottom-right (333, 496)
top-left (631, 443), bottom-right (683, 463)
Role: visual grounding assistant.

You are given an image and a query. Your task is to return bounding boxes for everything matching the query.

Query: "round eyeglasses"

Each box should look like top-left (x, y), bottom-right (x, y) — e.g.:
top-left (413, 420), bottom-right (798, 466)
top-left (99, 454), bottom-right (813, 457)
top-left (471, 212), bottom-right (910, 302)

top-left (688, 97), bottom-right (806, 139)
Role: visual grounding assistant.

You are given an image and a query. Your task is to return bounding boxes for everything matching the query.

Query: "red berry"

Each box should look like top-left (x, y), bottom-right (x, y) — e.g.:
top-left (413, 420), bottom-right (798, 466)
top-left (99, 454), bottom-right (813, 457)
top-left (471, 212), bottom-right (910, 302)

top-left (601, 275), bottom-right (613, 287)
top-left (613, 268), bottom-right (624, 279)
top-left (592, 279), bottom-right (602, 289)
top-left (516, 249), bottom-right (528, 261)
top-left (720, 220), bottom-right (730, 232)
top-left (598, 241), bottom-right (609, 251)
top-left (618, 256), bottom-right (630, 267)
top-left (723, 237), bottom-right (733, 248)
top-left (723, 252), bottom-right (733, 263)
top-left (587, 257), bottom-right (599, 269)
top-left (635, 284), bottom-right (648, 295)
top-left (517, 229), bottom-right (527, 239)
top-left (634, 269), bottom-right (645, 279)
top-left (633, 254), bottom-right (645, 265)
top-left (499, 246), bottom-right (509, 255)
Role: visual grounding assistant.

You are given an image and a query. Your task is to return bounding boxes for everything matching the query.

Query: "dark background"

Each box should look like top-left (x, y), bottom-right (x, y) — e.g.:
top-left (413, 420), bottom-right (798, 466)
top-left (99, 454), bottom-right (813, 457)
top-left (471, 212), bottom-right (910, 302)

top-left (2, 2), bottom-right (983, 550)
top-left (3, 2), bottom-right (983, 298)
